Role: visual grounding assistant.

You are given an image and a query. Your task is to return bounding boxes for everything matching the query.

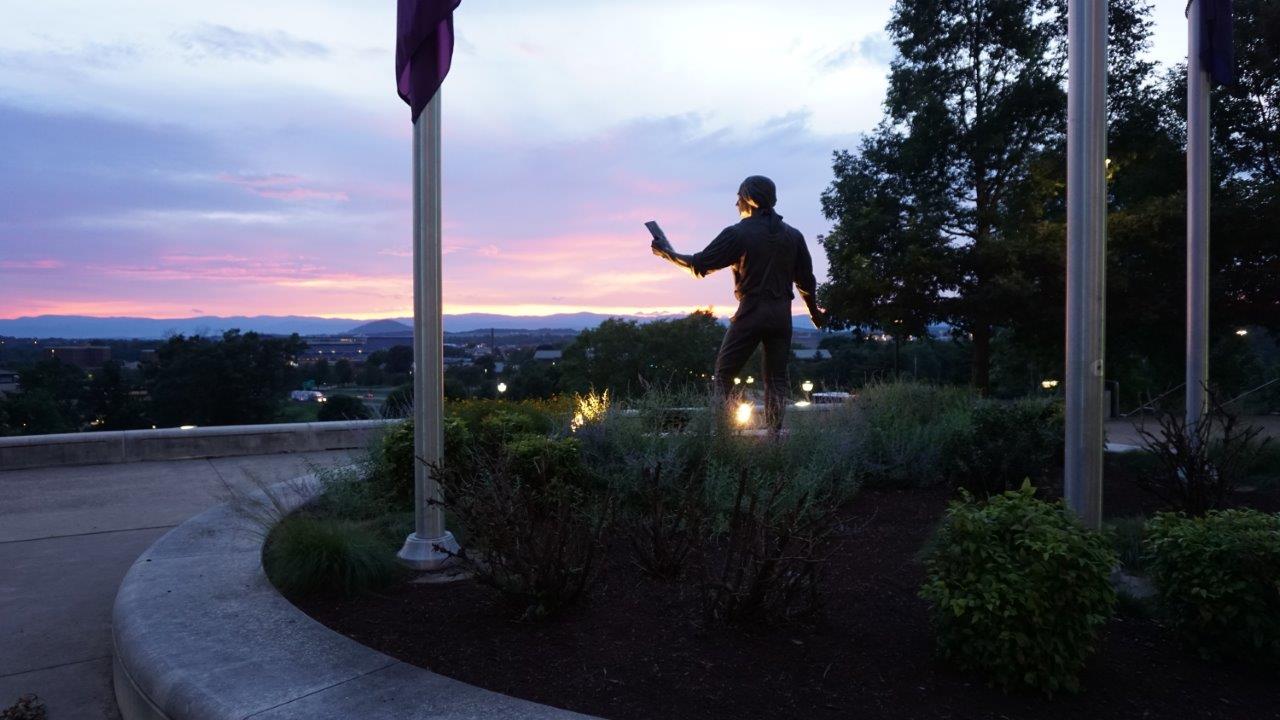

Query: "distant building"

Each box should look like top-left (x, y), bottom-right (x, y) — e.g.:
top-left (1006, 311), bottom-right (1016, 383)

top-left (47, 345), bottom-right (111, 369)
top-left (139, 348), bottom-right (158, 364)
top-left (0, 368), bottom-right (19, 396)
top-left (363, 334), bottom-right (413, 353)
top-left (532, 349), bottom-right (562, 363)
top-left (792, 349), bottom-right (831, 361)
top-left (301, 336), bottom-right (367, 363)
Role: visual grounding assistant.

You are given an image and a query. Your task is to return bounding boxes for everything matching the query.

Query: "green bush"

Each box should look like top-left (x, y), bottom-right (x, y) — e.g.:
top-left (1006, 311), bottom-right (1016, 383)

top-left (948, 398), bottom-right (1063, 496)
top-left (317, 394), bottom-right (373, 421)
top-left (1144, 509), bottom-right (1280, 664)
top-left (450, 398), bottom-right (556, 439)
top-left (372, 420), bottom-right (416, 509)
top-left (920, 484), bottom-right (1116, 695)
top-left (852, 380), bottom-right (972, 487)
top-left (264, 515), bottom-right (401, 597)
top-left (437, 432), bottom-right (609, 620)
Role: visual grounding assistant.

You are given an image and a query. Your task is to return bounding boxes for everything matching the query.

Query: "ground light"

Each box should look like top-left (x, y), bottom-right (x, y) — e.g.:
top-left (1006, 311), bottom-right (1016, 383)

top-left (497, 382), bottom-right (507, 394)
top-left (734, 402), bottom-right (753, 426)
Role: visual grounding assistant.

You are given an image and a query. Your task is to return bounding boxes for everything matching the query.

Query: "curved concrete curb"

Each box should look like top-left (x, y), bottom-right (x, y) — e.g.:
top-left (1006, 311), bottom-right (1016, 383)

top-left (111, 475), bottom-right (594, 719)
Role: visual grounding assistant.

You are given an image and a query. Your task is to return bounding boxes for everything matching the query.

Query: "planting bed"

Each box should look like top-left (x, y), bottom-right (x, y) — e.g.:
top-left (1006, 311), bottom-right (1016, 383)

top-left (290, 473), bottom-right (1280, 720)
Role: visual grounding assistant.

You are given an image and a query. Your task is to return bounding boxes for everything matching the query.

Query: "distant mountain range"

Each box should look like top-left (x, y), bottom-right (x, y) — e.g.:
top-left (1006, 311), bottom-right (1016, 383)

top-left (0, 312), bottom-right (731, 339)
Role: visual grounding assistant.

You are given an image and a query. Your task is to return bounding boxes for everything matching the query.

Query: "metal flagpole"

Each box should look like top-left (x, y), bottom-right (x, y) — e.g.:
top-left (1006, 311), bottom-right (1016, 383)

top-left (398, 89), bottom-right (459, 569)
top-left (1186, 0), bottom-right (1210, 434)
top-left (1064, 0), bottom-right (1108, 529)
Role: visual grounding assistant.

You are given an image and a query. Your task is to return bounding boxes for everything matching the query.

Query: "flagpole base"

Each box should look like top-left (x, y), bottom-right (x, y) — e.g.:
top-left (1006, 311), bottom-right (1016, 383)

top-left (396, 530), bottom-right (459, 572)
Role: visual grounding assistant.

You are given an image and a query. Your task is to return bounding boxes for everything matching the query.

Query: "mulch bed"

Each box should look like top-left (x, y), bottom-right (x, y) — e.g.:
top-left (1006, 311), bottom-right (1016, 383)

top-left (291, 467), bottom-right (1280, 720)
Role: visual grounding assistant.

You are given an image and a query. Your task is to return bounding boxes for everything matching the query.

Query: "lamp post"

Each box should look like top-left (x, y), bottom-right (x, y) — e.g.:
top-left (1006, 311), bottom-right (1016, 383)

top-left (497, 381), bottom-right (507, 395)
top-left (801, 380), bottom-right (814, 403)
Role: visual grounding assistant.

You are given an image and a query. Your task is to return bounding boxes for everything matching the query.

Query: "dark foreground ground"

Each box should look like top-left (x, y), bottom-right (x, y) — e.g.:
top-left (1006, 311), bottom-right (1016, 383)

top-left (294, 468), bottom-right (1280, 720)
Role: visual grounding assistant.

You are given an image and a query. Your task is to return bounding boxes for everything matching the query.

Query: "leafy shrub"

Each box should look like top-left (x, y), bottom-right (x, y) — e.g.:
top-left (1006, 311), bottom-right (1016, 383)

top-left (577, 390), bottom-right (717, 580)
top-left (1, 695), bottom-right (46, 720)
top-left (367, 415), bottom-right (475, 510)
top-left (1144, 509), bottom-right (1280, 664)
top-left (372, 420), bottom-right (416, 509)
top-left (1134, 394), bottom-right (1271, 515)
top-left (920, 484), bottom-right (1116, 695)
top-left (852, 380), bottom-right (973, 487)
top-left (264, 515), bottom-right (401, 597)
top-left (698, 432), bottom-right (853, 626)
top-left (317, 394), bottom-right (373, 421)
top-left (623, 460), bottom-right (705, 580)
top-left (436, 433), bottom-right (610, 619)
top-left (450, 398), bottom-right (558, 440)
top-left (949, 398), bottom-right (1064, 496)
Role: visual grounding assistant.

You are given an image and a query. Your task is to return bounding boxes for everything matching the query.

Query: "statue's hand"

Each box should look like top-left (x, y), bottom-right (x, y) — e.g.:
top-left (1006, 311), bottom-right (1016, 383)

top-left (651, 237), bottom-right (673, 258)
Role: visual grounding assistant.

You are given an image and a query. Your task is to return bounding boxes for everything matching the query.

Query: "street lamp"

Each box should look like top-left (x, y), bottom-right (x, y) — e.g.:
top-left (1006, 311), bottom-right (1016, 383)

top-left (745, 376), bottom-right (755, 385)
top-left (497, 382), bottom-right (507, 394)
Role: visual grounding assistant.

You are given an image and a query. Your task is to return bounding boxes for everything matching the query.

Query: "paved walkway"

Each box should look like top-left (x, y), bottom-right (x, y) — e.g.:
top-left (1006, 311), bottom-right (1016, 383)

top-left (0, 451), bottom-right (357, 719)
top-left (1104, 415), bottom-right (1280, 448)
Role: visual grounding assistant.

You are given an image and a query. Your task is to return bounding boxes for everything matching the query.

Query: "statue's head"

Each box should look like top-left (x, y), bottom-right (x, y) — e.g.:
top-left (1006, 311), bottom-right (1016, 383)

top-left (737, 175), bottom-right (776, 219)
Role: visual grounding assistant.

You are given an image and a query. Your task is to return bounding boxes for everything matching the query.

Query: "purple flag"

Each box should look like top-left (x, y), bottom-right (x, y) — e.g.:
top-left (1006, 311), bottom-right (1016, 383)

top-left (1199, 0), bottom-right (1234, 87)
top-left (396, 0), bottom-right (460, 122)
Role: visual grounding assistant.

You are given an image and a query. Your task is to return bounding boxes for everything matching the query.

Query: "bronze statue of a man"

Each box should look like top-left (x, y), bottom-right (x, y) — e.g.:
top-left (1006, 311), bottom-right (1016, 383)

top-left (650, 175), bottom-right (825, 431)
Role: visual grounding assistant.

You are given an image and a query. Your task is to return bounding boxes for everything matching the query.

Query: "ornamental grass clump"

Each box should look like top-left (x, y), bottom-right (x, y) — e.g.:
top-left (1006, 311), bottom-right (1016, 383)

top-left (920, 483), bottom-right (1116, 695)
top-left (264, 515), bottom-right (402, 597)
top-left (1144, 509), bottom-right (1280, 664)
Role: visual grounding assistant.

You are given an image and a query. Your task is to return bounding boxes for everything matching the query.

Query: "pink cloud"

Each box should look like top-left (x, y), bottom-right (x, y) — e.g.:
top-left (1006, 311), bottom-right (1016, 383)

top-left (0, 259), bottom-right (64, 270)
top-left (215, 171), bottom-right (349, 202)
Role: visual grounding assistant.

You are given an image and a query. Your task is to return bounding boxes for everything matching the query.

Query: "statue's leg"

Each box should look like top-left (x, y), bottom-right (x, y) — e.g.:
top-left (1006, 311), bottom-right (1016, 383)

top-left (761, 307), bottom-right (793, 433)
top-left (714, 307), bottom-right (760, 427)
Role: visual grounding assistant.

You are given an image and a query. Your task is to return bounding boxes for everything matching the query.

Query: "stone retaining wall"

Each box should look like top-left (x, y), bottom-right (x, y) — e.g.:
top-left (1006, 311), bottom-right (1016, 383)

top-left (0, 420), bottom-right (398, 471)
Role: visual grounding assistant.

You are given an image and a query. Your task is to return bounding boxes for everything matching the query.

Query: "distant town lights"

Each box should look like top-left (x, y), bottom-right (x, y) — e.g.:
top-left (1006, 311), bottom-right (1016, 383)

top-left (1041, 379), bottom-right (1059, 389)
top-left (733, 377), bottom-right (742, 385)
top-left (745, 376), bottom-right (755, 384)
top-left (1236, 328), bottom-right (1249, 336)
top-left (179, 425), bottom-right (197, 430)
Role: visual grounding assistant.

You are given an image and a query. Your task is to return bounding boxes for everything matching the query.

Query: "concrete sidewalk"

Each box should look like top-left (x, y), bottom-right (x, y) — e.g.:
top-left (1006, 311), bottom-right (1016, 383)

top-left (1104, 415), bottom-right (1280, 448)
top-left (0, 451), bottom-right (357, 719)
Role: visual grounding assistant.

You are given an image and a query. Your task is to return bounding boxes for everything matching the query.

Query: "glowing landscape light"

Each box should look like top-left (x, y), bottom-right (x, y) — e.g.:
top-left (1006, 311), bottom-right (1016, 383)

top-left (497, 382), bottom-right (507, 394)
top-left (801, 380), bottom-right (814, 393)
top-left (734, 402), bottom-right (753, 426)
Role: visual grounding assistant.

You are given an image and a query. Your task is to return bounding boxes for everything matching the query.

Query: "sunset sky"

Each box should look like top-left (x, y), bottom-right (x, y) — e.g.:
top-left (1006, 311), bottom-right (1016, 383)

top-left (1, 1), bottom-right (1190, 321)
